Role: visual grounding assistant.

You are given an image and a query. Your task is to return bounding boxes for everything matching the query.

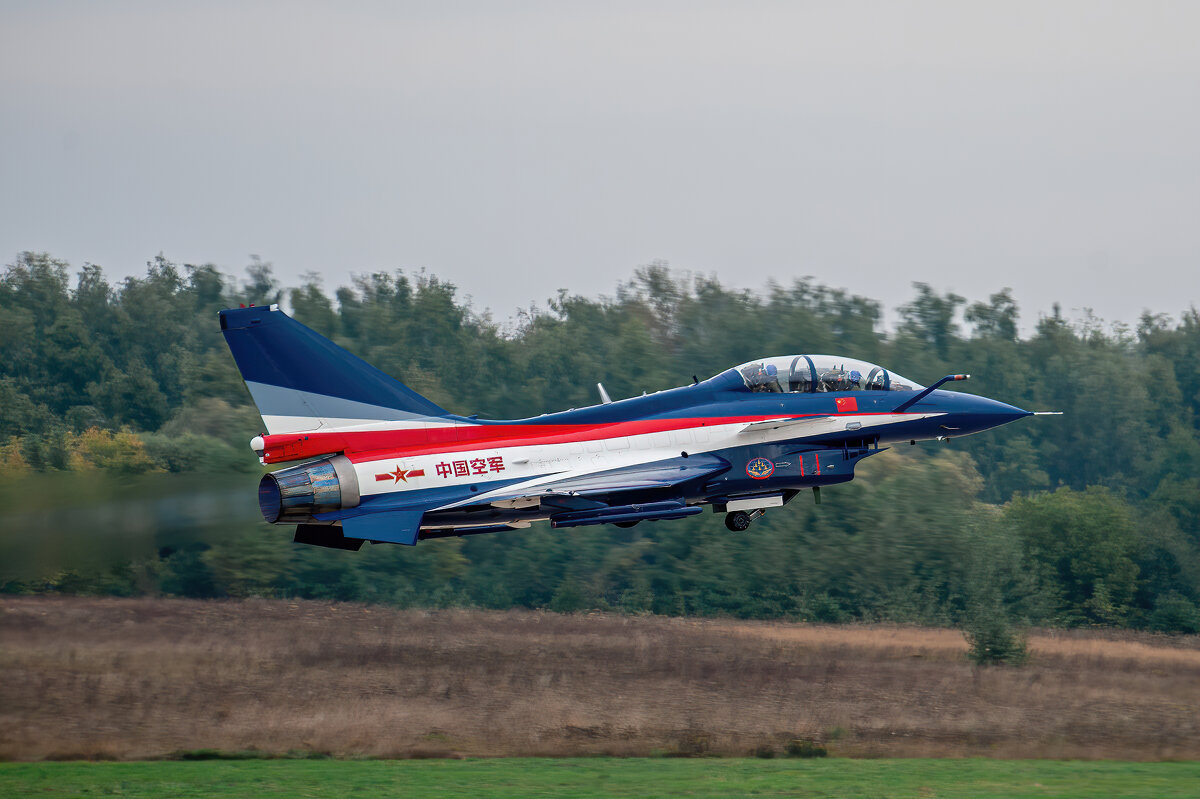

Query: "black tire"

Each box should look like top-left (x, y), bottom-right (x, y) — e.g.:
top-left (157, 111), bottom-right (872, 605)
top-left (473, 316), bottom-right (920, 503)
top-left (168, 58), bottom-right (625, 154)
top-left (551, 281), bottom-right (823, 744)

top-left (614, 520), bottom-right (639, 528)
top-left (725, 511), bottom-right (752, 532)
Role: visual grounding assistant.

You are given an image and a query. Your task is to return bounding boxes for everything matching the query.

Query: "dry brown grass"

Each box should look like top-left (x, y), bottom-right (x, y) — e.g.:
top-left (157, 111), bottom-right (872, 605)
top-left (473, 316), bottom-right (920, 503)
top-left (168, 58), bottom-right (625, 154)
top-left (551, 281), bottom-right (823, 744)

top-left (2, 596), bottom-right (1199, 761)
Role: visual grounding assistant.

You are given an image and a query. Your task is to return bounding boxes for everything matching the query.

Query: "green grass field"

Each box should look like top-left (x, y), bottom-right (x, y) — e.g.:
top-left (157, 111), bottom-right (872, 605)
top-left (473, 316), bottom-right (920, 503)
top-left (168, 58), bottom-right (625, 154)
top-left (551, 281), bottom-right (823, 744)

top-left (3, 759), bottom-right (1199, 799)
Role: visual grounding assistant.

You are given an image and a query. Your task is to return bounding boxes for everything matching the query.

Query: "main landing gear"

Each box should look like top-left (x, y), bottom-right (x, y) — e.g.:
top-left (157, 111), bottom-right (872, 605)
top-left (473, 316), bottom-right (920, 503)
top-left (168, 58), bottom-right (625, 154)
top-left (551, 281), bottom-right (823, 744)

top-left (725, 509), bottom-right (766, 532)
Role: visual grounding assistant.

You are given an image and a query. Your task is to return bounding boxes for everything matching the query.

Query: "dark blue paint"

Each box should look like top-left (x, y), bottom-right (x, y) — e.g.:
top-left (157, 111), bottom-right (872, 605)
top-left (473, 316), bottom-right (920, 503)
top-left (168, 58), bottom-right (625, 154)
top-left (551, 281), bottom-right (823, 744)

top-left (342, 510), bottom-right (425, 546)
top-left (220, 305), bottom-right (449, 419)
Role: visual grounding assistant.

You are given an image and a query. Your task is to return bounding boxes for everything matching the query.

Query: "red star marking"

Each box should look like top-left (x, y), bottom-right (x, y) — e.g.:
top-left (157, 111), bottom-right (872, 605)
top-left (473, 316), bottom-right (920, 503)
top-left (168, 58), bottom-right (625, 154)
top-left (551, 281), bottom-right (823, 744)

top-left (376, 466), bottom-right (407, 483)
top-left (374, 466), bottom-right (428, 483)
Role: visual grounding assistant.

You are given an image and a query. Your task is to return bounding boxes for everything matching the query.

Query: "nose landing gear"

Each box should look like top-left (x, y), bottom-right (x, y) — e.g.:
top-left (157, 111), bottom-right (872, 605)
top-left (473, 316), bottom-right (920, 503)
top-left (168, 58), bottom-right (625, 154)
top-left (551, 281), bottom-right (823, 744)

top-left (725, 508), bottom-right (766, 532)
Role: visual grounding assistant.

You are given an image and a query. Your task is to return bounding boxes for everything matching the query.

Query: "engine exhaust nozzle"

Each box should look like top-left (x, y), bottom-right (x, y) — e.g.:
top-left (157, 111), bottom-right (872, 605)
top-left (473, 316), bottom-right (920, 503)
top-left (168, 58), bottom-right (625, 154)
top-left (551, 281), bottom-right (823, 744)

top-left (258, 454), bottom-right (360, 524)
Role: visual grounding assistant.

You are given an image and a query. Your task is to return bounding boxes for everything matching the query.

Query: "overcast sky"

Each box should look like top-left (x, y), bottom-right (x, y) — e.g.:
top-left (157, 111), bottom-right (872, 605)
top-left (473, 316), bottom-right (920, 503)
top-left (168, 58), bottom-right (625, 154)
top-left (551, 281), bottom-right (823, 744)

top-left (2, 1), bottom-right (1197, 329)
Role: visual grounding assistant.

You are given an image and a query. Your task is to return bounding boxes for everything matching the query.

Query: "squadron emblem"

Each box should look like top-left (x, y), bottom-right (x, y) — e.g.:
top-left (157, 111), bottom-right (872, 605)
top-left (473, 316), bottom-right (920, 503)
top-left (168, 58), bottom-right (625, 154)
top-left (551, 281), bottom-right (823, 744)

top-left (746, 457), bottom-right (775, 480)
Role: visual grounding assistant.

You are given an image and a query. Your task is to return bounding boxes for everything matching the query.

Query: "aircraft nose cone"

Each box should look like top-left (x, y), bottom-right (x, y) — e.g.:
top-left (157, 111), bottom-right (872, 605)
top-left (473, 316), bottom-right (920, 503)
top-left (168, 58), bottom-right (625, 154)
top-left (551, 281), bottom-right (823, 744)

top-left (983, 396), bottom-right (1031, 419)
top-left (961, 395), bottom-right (1032, 433)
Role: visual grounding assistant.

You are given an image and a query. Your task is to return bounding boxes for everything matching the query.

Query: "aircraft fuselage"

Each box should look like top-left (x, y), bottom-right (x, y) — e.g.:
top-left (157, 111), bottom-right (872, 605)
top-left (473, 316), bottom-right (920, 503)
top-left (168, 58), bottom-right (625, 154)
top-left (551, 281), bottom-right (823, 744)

top-left (223, 305), bottom-right (1030, 548)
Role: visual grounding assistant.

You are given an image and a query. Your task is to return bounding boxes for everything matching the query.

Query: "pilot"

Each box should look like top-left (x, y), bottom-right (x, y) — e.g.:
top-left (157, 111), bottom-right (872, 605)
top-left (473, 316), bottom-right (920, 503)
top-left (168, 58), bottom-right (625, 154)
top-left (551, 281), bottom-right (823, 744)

top-left (820, 368), bottom-right (862, 392)
top-left (741, 363), bottom-right (783, 393)
top-left (761, 363), bottom-right (783, 393)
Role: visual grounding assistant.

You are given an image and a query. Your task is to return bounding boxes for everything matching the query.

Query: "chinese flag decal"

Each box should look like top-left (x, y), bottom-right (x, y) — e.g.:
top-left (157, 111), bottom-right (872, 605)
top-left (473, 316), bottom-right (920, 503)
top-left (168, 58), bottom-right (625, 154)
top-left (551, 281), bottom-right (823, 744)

top-left (835, 397), bottom-right (858, 413)
top-left (375, 466), bottom-right (425, 483)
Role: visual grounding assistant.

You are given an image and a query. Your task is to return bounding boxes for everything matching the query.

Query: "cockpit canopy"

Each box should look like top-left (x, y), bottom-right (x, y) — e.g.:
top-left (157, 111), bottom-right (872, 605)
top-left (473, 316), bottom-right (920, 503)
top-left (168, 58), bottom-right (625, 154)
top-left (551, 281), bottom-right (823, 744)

top-left (729, 355), bottom-right (924, 394)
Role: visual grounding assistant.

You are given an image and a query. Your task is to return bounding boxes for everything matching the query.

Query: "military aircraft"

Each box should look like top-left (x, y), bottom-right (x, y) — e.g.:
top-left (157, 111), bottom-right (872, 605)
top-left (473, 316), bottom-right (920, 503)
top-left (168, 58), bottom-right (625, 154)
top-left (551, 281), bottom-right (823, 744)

top-left (221, 304), bottom-right (1034, 550)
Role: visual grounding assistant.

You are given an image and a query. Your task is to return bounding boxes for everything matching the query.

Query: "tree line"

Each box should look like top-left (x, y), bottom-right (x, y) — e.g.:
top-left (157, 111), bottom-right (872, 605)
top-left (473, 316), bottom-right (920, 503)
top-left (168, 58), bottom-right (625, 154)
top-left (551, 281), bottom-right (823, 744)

top-left (2, 252), bottom-right (1198, 634)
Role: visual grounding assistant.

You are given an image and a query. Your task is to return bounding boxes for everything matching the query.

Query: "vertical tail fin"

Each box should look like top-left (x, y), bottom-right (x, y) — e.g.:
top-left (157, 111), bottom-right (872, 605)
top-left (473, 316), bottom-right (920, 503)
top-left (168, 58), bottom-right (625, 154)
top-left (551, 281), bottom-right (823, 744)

top-left (219, 305), bottom-right (450, 434)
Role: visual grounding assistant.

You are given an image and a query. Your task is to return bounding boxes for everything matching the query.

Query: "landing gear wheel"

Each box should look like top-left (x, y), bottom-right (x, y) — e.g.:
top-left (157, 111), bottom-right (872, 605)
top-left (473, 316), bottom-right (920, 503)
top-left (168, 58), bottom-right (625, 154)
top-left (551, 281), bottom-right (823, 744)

top-left (614, 520), bottom-right (640, 528)
top-left (725, 511), bottom-right (752, 532)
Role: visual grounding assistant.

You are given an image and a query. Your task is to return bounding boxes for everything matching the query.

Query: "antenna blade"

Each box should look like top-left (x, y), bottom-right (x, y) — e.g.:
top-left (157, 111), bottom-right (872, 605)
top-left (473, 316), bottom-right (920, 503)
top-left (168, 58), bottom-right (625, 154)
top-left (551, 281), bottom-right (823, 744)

top-left (597, 383), bottom-right (613, 404)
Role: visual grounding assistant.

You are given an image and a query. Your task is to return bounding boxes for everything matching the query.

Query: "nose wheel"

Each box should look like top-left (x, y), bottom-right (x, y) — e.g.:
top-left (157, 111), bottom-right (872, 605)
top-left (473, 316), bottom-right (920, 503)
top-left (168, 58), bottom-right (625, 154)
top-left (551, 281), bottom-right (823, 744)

top-left (724, 509), bottom-right (765, 532)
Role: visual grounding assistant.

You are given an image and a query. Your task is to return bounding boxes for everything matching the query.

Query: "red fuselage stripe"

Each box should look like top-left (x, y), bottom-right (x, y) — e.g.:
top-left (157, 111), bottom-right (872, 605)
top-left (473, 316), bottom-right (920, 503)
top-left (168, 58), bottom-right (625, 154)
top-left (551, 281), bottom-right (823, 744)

top-left (339, 416), bottom-right (768, 463)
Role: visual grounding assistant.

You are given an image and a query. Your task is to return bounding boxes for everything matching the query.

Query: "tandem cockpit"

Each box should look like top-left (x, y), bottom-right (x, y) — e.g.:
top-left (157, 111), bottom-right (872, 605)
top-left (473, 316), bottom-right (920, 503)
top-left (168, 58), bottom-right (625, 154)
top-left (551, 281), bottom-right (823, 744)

top-left (730, 356), bottom-right (924, 394)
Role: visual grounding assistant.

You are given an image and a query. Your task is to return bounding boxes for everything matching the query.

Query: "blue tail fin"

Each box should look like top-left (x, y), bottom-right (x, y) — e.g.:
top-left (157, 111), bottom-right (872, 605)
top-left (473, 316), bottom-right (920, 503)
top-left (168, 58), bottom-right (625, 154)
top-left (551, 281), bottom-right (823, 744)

top-left (219, 305), bottom-right (450, 434)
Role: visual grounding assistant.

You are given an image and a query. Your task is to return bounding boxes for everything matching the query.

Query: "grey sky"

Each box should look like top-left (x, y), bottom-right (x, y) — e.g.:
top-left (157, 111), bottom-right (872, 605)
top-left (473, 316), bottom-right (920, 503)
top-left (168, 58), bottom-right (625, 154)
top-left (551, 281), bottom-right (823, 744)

top-left (2, 1), bottom-right (1197, 329)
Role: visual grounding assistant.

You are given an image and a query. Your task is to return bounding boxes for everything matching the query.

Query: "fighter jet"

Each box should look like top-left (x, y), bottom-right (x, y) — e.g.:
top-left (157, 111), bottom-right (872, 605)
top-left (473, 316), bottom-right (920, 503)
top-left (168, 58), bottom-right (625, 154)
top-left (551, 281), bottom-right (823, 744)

top-left (220, 304), bottom-right (1033, 550)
